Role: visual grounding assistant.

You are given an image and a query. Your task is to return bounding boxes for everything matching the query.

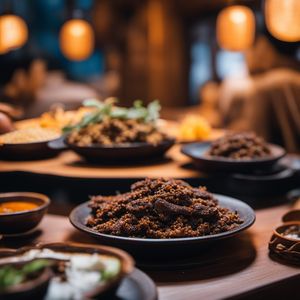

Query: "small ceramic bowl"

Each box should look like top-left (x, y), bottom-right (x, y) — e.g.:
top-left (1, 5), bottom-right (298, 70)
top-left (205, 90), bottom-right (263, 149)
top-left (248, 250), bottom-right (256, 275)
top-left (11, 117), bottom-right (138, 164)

top-left (0, 192), bottom-right (50, 235)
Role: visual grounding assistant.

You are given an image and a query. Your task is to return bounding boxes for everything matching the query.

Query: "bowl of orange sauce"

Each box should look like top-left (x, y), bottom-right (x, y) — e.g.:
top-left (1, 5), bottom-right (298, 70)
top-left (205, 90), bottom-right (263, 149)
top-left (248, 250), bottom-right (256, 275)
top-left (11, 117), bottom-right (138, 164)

top-left (0, 192), bottom-right (50, 235)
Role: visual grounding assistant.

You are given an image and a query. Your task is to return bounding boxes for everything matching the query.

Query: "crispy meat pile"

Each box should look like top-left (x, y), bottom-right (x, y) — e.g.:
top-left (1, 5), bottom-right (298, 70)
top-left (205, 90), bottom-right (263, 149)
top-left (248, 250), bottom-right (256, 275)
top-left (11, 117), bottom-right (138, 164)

top-left (67, 119), bottom-right (167, 146)
top-left (86, 178), bottom-right (243, 238)
top-left (207, 132), bottom-right (271, 159)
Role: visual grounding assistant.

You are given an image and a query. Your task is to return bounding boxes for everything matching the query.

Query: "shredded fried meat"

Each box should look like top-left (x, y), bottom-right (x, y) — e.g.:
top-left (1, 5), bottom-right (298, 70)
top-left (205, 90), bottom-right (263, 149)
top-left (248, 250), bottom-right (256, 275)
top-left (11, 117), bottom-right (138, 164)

top-left (207, 132), bottom-right (271, 159)
top-left (86, 178), bottom-right (243, 238)
top-left (67, 119), bottom-right (167, 146)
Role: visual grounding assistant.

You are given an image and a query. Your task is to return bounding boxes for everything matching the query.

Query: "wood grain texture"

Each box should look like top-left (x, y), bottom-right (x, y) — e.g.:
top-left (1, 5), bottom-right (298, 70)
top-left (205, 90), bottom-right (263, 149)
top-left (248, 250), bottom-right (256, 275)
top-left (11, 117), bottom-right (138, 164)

top-left (0, 145), bottom-right (201, 179)
top-left (1, 205), bottom-right (299, 299)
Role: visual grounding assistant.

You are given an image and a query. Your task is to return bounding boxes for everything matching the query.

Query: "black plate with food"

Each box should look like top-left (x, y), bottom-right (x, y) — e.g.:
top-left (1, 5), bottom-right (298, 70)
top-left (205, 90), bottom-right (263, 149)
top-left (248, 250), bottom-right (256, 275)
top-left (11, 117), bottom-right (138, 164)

top-left (67, 138), bottom-right (175, 162)
top-left (69, 178), bottom-right (255, 258)
top-left (48, 99), bottom-right (175, 162)
top-left (181, 141), bottom-right (286, 173)
top-left (0, 128), bottom-right (61, 161)
top-left (49, 136), bottom-right (175, 162)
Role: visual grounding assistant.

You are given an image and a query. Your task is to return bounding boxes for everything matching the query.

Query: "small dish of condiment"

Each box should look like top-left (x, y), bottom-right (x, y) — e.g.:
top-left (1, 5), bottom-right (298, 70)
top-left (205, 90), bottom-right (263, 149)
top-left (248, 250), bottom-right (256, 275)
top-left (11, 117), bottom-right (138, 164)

top-left (0, 192), bottom-right (50, 235)
top-left (0, 201), bottom-right (39, 214)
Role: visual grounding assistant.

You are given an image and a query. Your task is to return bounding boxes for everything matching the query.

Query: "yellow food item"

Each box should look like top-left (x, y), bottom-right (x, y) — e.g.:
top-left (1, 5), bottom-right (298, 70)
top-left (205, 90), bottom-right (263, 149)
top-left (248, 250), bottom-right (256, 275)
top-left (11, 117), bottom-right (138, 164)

top-left (179, 115), bottom-right (211, 141)
top-left (0, 128), bottom-right (60, 144)
top-left (39, 107), bottom-right (92, 130)
top-left (0, 201), bottom-right (39, 214)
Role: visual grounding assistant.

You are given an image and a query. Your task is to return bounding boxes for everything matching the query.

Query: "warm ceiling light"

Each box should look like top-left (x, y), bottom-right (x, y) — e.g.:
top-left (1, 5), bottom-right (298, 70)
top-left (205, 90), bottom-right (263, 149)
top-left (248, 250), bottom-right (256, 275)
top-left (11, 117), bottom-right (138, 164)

top-left (265, 0), bottom-right (300, 42)
top-left (59, 19), bottom-right (94, 61)
top-left (217, 5), bottom-right (255, 51)
top-left (0, 14), bottom-right (28, 54)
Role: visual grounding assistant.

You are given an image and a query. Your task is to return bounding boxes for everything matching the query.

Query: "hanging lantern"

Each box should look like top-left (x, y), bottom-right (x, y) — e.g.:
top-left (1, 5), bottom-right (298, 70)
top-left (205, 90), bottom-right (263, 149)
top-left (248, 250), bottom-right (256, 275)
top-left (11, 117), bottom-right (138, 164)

top-left (0, 14), bottom-right (28, 54)
top-left (59, 19), bottom-right (94, 61)
top-left (265, 0), bottom-right (300, 42)
top-left (217, 5), bottom-right (255, 51)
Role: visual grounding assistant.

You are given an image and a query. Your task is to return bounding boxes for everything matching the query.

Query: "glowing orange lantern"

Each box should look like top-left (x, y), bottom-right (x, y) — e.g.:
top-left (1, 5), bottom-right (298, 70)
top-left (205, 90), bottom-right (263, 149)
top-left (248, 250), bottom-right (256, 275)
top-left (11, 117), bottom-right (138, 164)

top-left (59, 19), bottom-right (94, 61)
top-left (217, 5), bottom-right (255, 51)
top-left (265, 0), bottom-right (300, 42)
top-left (0, 14), bottom-right (28, 54)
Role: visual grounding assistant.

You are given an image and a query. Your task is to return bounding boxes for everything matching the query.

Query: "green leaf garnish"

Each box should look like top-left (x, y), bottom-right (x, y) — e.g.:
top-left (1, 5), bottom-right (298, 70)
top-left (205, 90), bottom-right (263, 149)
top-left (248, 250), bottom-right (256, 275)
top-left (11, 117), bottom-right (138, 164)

top-left (63, 98), bottom-right (161, 133)
top-left (0, 259), bottom-right (51, 289)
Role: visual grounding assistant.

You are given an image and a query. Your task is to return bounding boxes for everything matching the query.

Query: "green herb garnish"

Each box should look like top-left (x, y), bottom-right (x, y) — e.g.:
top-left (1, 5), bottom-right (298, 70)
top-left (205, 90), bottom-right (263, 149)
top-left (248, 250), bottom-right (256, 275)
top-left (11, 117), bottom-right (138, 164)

top-left (0, 259), bottom-right (52, 289)
top-left (63, 98), bottom-right (161, 133)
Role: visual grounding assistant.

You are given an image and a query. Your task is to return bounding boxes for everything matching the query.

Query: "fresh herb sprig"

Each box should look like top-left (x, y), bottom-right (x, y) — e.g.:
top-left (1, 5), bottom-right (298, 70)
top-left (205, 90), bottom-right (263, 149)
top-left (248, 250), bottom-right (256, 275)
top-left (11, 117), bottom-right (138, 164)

top-left (63, 98), bottom-right (161, 133)
top-left (0, 259), bottom-right (52, 289)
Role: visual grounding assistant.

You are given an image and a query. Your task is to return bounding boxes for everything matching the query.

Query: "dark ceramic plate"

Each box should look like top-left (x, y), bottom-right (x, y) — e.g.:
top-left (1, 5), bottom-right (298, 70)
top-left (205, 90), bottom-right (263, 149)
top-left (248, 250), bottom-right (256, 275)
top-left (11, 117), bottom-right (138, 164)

top-left (0, 138), bottom-right (61, 161)
top-left (181, 142), bottom-right (286, 173)
top-left (49, 136), bottom-right (175, 163)
top-left (0, 192), bottom-right (50, 235)
top-left (115, 268), bottom-right (157, 300)
top-left (69, 194), bottom-right (255, 258)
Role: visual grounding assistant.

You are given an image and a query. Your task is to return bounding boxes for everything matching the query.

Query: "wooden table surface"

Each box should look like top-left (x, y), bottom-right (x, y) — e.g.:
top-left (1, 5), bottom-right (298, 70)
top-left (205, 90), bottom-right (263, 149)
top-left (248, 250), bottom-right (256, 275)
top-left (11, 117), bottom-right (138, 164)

top-left (0, 145), bottom-right (201, 179)
top-left (1, 204), bottom-right (299, 299)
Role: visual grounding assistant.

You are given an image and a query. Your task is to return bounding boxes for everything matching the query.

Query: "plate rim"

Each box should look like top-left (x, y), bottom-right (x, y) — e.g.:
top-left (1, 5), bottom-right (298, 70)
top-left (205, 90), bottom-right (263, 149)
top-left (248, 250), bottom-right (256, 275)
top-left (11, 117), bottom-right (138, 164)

top-left (65, 137), bottom-right (176, 150)
top-left (69, 194), bottom-right (256, 244)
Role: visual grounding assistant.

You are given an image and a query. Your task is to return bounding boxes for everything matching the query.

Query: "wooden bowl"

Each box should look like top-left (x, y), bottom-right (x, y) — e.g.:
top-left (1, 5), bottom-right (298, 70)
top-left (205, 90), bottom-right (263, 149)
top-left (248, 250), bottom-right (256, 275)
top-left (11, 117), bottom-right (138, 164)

top-left (0, 192), bottom-right (50, 235)
top-left (269, 222), bottom-right (300, 265)
top-left (0, 242), bottom-right (135, 299)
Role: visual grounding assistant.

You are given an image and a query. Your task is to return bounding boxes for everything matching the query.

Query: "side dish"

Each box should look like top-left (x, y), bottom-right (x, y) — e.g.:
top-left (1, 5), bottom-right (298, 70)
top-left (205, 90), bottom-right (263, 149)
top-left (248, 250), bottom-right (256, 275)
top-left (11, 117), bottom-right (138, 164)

top-left (206, 131), bottom-right (271, 159)
top-left (0, 248), bottom-right (122, 300)
top-left (0, 128), bottom-right (60, 145)
top-left (179, 115), bottom-right (212, 141)
top-left (0, 201), bottom-right (39, 214)
top-left (86, 178), bottom-right (243, 239)
top-left (65, 98), bottom-right (170, 147)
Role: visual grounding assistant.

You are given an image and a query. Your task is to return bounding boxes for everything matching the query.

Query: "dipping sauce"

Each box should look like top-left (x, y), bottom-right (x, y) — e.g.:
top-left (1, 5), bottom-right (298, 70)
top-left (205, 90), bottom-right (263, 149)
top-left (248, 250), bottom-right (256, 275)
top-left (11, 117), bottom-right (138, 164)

top-left (0, 201), bottom-right (39, 214)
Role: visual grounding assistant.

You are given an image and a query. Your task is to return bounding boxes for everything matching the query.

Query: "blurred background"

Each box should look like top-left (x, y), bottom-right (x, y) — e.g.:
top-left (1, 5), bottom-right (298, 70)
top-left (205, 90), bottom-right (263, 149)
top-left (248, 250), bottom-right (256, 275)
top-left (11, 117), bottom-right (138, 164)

top-left (0, 0), bottom-right (300, 151)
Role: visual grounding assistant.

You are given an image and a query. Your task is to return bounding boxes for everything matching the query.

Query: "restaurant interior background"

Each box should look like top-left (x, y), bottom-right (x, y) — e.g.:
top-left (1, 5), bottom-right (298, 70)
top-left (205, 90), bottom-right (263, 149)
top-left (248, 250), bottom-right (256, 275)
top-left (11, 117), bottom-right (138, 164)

top-left (0, 0), bottom-right (300, 211)
top-left (1, 2), bottom-right (300, 299)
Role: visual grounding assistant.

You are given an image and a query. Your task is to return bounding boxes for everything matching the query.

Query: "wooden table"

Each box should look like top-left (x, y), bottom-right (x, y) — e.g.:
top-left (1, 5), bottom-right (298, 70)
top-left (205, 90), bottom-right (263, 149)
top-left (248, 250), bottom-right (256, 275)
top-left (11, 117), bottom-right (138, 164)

top-left (1, 204), bottom-right (299, 299)
top-left (0, 146), bottom-right (200, 179)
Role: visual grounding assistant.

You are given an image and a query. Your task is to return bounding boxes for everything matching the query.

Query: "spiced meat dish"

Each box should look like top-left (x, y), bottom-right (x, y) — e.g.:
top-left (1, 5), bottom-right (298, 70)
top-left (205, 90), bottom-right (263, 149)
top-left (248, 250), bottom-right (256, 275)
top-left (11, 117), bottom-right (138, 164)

top-left (65, 98), bottom-right (170, 147)
top-left (67, 118), bottom-right (167, 147)
top-left (206, 132), bottom-right (271, 159)
top-left (86, 178), bottom-right (243, 239)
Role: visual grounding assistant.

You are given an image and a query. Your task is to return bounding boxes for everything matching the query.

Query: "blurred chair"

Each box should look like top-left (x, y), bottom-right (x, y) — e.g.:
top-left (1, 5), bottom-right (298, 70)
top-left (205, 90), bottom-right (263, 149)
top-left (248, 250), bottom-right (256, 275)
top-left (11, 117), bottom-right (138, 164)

top-left (219, 69), bottom-right (300, 153)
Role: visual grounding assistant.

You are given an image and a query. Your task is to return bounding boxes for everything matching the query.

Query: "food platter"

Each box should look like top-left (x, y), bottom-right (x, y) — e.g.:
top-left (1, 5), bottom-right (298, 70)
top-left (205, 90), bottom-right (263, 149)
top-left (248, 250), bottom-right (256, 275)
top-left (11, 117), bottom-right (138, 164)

top-left (181, 142), bottom-right (286, 173)
top-left (69, 194), bottom-right (255, 258)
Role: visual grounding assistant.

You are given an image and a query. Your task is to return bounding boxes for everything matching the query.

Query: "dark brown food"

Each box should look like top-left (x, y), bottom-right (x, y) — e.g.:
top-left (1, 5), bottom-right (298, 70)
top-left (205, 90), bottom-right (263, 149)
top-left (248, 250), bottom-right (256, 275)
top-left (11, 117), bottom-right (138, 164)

top-left (86, 178), bottom-right (243, 238)
top-left (207, 132), bottom-right (271, 159)
top-left (67, 118), bottom-right (167, 146)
